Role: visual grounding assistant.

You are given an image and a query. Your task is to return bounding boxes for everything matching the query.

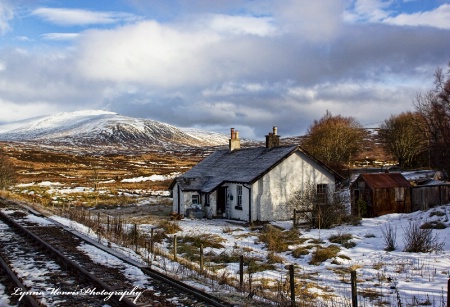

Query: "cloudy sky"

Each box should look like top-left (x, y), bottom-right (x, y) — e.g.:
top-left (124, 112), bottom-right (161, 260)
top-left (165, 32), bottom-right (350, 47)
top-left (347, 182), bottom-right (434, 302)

top-left (0, 0), bottom-right (449, 139)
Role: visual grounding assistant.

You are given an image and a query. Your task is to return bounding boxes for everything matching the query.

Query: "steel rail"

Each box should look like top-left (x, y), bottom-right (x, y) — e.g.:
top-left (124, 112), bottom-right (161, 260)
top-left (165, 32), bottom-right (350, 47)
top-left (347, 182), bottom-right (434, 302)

top-left (0, 253), bottom-right (40, 307)
top-left (141, 266), bottom-right (233, 307)
top-left (0, 211), bottom-right (138, 307)
top-left (4, 200), bottom-right (234, 307)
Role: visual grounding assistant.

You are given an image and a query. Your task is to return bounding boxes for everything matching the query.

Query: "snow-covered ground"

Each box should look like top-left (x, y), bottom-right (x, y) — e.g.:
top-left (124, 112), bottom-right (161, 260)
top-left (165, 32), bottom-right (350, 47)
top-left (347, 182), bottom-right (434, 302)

top-left (11, 205), bottom-right (449, 305)
top-left (160, 207), bottom-right (450, 305)
top-left (1, 203), bottom-right (449, 306)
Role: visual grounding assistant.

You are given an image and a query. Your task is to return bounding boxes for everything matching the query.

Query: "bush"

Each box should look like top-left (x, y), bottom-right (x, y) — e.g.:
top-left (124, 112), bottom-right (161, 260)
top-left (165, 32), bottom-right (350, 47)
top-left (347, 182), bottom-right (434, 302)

top-left (381, 223), bottom-right (397, 251)
top-left (403, 220), bottom-right (445, 253)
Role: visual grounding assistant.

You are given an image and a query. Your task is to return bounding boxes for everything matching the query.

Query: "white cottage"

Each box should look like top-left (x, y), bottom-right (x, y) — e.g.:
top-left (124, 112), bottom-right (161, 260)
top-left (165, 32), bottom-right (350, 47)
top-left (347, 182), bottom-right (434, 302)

top-left (170, 127), bottom-right (342, 222)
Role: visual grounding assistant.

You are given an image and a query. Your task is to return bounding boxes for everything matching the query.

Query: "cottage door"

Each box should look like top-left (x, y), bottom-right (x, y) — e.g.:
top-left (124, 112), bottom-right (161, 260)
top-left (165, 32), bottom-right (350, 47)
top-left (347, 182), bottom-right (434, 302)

top-left (217, 187), bottom-right (227, 216)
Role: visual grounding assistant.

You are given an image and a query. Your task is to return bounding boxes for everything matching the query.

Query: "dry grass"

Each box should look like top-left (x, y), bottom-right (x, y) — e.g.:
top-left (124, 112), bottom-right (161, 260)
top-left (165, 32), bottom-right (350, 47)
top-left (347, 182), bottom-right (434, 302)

top-left (158, 220), bottom-right (182, 234)
top-left (258, 225), bottom-right (305, 253)
top-left (309, 245), bottom-right (341, 265)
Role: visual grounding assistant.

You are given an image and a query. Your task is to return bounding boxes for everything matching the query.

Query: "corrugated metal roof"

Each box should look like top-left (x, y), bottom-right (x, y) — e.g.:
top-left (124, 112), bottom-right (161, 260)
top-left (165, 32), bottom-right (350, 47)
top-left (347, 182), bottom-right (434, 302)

top-left (358, 173), bottom-right (411, 189)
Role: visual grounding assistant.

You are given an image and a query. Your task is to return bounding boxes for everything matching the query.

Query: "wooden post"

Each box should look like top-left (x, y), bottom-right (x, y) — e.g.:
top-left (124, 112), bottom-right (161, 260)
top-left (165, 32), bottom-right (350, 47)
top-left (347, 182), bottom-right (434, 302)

top-left (173, 235), bottom-right (177, 261)
top-left (447, 278), bottom-right (449, 307)
top-left (239, 255), bottom-right (244, 290)
top-left (134, 224), bottom-right (138, 252)
top-left (107, 215), bottom-right (110, 233)
top-left (150, 228), bottom-right (154, 254)
top-left (293, 210), bottom-right (297, 227)
top-left (351, 270), bottom-right (358, 307)
top-left (145, 241), bottom-right (150, 266)
top-left (289, 264), bottom-right (295, 307)
top-left (199, 244), bottom-right (204, 273)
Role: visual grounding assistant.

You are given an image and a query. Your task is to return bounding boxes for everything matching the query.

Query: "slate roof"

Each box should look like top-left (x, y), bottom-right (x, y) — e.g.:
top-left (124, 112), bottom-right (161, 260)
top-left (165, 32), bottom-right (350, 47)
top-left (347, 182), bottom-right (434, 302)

top-left (355, 173), bottom-right (411, 189)
top-left (172, 145), bottom-right (341, 193)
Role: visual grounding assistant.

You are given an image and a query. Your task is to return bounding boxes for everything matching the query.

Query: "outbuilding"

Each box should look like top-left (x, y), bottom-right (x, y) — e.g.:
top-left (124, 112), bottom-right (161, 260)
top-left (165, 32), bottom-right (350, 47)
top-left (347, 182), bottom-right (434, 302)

top-left (351, 173), bottom-right (411, 217)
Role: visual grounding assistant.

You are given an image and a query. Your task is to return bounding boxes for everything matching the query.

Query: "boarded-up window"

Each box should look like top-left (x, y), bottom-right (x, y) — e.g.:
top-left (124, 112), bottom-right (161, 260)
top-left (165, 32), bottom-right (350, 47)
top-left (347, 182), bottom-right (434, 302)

top-left (395, 187), bottom-right (405, 201)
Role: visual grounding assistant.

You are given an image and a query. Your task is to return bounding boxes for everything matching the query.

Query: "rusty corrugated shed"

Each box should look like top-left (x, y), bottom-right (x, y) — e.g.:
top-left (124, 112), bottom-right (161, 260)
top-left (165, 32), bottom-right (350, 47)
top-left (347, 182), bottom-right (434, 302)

top-left (359, 173), bottom-right (411, 189)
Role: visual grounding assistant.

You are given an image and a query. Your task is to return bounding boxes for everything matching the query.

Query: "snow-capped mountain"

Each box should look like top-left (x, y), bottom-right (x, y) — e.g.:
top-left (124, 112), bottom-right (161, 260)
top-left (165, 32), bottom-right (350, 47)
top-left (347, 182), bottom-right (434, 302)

top-left (0, 110), bottom-right (230, 150)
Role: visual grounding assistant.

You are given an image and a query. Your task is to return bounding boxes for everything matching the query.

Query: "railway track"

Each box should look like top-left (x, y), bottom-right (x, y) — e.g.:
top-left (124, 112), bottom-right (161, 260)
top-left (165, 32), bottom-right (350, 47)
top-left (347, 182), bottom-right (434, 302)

top-left (0, 200), bottom-right (233, 307)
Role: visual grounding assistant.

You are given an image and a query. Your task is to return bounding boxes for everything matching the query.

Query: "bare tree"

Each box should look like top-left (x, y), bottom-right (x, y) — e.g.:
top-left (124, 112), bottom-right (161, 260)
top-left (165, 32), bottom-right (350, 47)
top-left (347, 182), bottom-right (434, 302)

top-left (288, 183), bottom-right (350, 230)
top-left (378, 112), bottom-right (426, 170)
top-left (414, 64), bottom-right (450, 173)
top-left (0, 154), bottom-right (16, 190)
top-left (301, 111), bottom-right (366, 172)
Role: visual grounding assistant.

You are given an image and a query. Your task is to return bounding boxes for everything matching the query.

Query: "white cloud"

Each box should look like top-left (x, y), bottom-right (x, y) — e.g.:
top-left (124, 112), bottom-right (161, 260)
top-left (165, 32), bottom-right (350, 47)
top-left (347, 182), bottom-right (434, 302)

top-left (273, 0), bottom-right (346, 41)
top-left (344, 0), bottom-right (393, 23)
top-left (206, 14), bottom-right (277, 36)
top-left (0, 1), bottom-right (14, 35)
top-left (41, 33), bottom-right (79, 40)
top-left (383, 3), bottom-right (450, 29)
top-left (31, 7), bottom-right (138, 26)
top-left (75, 20), bottom-right (224, 87)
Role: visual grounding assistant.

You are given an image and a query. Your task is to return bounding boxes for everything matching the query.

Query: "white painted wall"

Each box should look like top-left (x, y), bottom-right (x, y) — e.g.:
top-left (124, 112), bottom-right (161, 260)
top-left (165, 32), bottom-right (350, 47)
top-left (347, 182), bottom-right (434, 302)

top-left (173, 150), bottom-right (337, 222)
top-left (251, 151), bottom-right (335, 221)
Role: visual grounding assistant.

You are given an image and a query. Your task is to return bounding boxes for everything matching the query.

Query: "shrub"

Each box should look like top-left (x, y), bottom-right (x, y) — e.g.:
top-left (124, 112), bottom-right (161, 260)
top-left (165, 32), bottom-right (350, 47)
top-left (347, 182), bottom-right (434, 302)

top-left (403, 220), bottom-right (445, 253)
top-left (381, 223), bottom-right (397, 251)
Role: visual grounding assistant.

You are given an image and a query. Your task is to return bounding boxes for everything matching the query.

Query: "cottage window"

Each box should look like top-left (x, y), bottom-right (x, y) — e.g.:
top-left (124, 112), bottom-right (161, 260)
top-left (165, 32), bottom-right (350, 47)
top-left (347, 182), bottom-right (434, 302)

top-left (317, 184), bottom-right (328, 203)
top-left (192, 194), bottom-right (199, 204)
top-left (236, 185), bottom-right (243, 210)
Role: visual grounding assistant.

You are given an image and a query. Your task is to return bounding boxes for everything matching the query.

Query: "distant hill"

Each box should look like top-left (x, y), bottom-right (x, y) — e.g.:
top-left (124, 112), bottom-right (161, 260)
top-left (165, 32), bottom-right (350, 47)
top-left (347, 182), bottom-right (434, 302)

top-left (0, 110), bottom-right (232, 152)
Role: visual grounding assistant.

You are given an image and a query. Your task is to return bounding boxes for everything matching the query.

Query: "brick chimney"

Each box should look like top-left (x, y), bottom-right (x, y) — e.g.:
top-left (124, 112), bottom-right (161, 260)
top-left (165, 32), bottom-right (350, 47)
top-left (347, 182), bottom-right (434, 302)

top-left (265, 126), bottom-right (280, 149)
top-left (229, 128), bottom-right (240, 151)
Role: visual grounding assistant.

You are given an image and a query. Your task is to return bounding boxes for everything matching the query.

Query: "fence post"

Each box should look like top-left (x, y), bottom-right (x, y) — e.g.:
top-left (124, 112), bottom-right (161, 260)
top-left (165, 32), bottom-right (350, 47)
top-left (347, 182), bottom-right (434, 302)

top-left (447, 278), bottom-right (449, 307)
top-left (239, 255), bottom-right (244, 290)
top-left (173, 235), bottom-right (177, 261)
top-left (351, 270), bottom-right (358, 307)
top-left (289, 264), bottom-right (295, 307)
top-left (133, 224), bottom-right (138, 252)
top-left (150, 228), bottom-right (155, 257)
top-left (199, 244), bottom-right (204, 273)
